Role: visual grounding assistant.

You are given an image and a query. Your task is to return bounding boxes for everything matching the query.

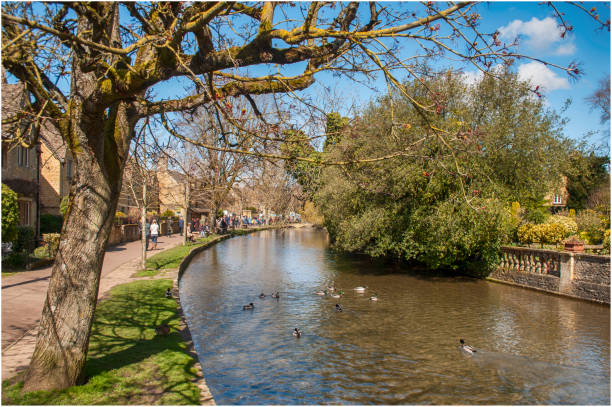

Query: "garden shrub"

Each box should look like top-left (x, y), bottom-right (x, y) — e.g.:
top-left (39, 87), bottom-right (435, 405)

top-left (576, 209), bottom-right (605, 244)
top-left (40, 213), bottom-right (63, 234)
top-left (545, 215), bottom-right (577, 237)
top-left (42, 233), bottom-right (61, 258)
top-left (518, 223), bottom-right (567, 246)
top-left (13, 226), bottom-right (36, 254)
top-left (59, 195), bottom-right (70, 216)
top-left (161, 209), bottom-right (175, 218)
top-left (602, 229), bottom-right (610, 255)
top-left (2, 184), bottom-right (19, 243)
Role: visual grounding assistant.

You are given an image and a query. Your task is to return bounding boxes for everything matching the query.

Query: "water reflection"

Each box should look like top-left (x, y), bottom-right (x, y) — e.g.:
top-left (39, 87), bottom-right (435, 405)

top-left (180, 228), bottom-right (610, 405)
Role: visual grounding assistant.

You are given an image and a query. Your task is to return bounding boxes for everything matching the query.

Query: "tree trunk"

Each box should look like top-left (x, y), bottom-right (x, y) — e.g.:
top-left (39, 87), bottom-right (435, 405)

top-left (22, 15), bottom-right (135, 387)
top-left (140, 181), bottom-right (147, 269)
top-left (182, 182), bottom-right (190, 245)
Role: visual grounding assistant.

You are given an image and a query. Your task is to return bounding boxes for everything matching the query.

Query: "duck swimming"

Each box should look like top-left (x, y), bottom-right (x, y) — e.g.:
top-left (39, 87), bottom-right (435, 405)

top-left (243, 303), bottom-right (255, 310)
top-left (353, 286), bottom-right (366, 292)
top-left (335, 303), bottom-right (343, 312)
top-left (315, 290), bottom-right (327, 296)
top-left (369, 293), bottom-right (378, 301)
top-left (259, 293), bottom-right (266, 298)
top-left (293, 328), bottom-right (302, 337)
top-left (330, 290), bottom-right (344, 299)
top-left (271, 292), bottom-right (280, 299)
top-left (459, 339), bottom-right (476, 354)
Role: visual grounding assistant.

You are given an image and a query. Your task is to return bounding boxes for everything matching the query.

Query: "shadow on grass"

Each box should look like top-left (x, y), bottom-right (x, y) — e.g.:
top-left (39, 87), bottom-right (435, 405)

top-left (2, 279), bottom-right (201, 405)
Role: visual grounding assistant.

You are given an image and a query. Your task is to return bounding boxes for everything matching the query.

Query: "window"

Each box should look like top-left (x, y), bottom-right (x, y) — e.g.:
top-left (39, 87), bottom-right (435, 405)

top-left (17, 146), bottom-right (29, 167)
top-left (553, 194), bottom-right (563, 205)
top-left (66, 159), bottom-right (73, 179)
top-left (19, 200), bottom-right (31, 226)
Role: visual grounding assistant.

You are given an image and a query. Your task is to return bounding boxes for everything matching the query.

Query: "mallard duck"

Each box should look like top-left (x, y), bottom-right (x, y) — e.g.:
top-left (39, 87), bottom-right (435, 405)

top-left (330, 290), bottom-right (343, 299)
top-left (335, 303), bottom-right (343, 312)
top-left (353, 286), bottom-right (366, 292)
top-left (293, 328), bottom-right (302, 337)
top-left (155, 324), bottom-right (170, 335)
top-left (243, 303), bottom-right (255, 310)
top-left (315, 290), bottom-right (327, 296)
top-left (459, 339), bottom-right (476, 354)
top-left (369, 293), bottom-right (378, 301)
top-left (165, 288), bottom-right (172, 298)
top-left (259, 293), bottom-right (266, 298)
top-left (271, 292), bottom-right (280, 299)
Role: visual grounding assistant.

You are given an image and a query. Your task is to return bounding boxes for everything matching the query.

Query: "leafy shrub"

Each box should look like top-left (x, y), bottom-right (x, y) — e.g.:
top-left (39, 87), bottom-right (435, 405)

top-left (161, 209), bottom-right (175, 218)
top-left (2, 252), bottom-right (27, 268)
top-left (42, 233), bottom-right (61, 258)
top-left (545, 215), bottom-right (577, 237)
top-left (40, 214), bottom-right (63, 234)
top-left (33, 245), bottom-right (49, 258)
top-left (602, 229), bottom-right (610, 255)
top-left (518, 223), bottom-right (567, 246)
top-left (569, 209), bottom-right (576, 218)
top-left (524, 207), bottom-right (549, 224)
top-left (13, 226), bottom-right (36, 254)
top-left (2, 184), bottom-right (19, 242)
top-left (576, 209), bottom-right (605, 244)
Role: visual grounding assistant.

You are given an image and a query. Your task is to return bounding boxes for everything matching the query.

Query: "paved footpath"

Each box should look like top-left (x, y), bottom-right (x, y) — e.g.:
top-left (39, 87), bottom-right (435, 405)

top-left (1, 233), bottom-right (185, 379)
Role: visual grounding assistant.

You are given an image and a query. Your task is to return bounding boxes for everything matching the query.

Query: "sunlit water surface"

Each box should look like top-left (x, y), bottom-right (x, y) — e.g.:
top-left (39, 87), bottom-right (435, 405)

top-left (179, 228), bottom-right (610, 405)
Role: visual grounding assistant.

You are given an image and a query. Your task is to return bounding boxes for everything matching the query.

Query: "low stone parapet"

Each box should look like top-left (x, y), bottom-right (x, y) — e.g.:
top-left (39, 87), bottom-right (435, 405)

top-left (489, 246), bottom-right (610, 304)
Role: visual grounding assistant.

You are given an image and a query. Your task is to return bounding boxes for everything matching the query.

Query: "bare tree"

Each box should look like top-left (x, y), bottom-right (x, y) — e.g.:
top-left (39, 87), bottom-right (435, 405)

top-left (586, 75), bottom-right (611, 124)
top-left (1, 2), bottom-right (604, 392)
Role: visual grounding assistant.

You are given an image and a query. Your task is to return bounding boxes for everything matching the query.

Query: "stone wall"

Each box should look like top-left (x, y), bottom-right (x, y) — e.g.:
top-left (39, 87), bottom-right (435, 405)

top-left (489, 247), bottom-right (610, 304)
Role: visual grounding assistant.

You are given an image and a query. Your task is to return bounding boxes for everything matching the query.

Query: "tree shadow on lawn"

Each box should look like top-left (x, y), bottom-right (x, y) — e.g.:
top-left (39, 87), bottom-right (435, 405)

top-left (83, 280), bottom-right (200, 403)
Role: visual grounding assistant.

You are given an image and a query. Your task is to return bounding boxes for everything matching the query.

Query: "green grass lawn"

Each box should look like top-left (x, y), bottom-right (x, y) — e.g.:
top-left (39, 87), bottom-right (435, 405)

top-left (135, 235), bottom-right (222, 277)
top-left (2, 279), bottom-right (201, 405)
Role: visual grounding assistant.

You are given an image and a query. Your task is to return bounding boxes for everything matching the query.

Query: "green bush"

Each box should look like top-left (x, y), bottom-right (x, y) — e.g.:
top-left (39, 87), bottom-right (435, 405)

top-left (518, 223), bottom-right (567, 246)
top-left (40, 213), bottom-right (63, 234)
top-left (546, 215), bottom-right (577, 237)
top-left (42, 233), bottom-right (61, 258)
top-left (602, 229), bottom-right (610, 255)
top-left (2, 252), bottom-right (27, 268)
top-left (524, 206), bottom-right (549, 224)
top-left (2, 184), bottom-right (19, 242)
top-left (576, 209), bottom-right (605, 244)
top-left (13, 226), bottom-right (36, 254)
top-left (160, 209), bottom-right (175, 218)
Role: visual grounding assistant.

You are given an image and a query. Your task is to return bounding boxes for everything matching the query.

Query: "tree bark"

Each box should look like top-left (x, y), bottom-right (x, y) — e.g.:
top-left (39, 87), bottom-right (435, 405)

top-left (22, 9), bottom-right (135, 391)
top-left (140, 181), bottom-right (147, 269)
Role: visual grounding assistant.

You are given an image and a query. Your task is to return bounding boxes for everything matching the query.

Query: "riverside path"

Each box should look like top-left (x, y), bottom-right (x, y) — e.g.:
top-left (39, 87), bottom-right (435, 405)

top-left (2, 233), bottom-right (185, 379)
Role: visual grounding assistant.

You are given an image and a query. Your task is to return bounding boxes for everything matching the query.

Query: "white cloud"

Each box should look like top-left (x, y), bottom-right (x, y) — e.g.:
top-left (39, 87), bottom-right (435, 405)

top-left (498, 17), bottom-right (576, 55)
top-left (517, 61), bottom-right (570, 92)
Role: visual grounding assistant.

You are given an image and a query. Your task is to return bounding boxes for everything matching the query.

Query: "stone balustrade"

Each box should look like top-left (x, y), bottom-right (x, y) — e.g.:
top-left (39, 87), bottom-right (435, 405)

top-left (489, 246), bottom-right (610, 304)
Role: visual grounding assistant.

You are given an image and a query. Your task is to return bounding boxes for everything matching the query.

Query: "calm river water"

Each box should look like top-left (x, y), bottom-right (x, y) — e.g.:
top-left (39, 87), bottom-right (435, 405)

top-left (179, 227), bottom-right (610, 405)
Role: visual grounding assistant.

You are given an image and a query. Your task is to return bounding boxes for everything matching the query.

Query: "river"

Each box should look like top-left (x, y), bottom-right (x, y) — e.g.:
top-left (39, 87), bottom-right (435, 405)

top-left (179, 227), bottom-right (610, 405)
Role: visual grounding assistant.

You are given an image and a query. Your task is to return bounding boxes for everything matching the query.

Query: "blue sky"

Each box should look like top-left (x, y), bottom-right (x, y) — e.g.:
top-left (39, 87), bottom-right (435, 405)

top-left (307, 1), bottom-right (610, 148)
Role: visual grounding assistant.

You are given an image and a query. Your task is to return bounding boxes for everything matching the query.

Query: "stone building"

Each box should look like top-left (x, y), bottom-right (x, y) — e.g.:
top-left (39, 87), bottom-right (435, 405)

top-left (38, 120), bottom-right (73, 216)
top-left (1, 81), bottom-right (40, 233)
top-left (156, 157), bottom-right (209, 221)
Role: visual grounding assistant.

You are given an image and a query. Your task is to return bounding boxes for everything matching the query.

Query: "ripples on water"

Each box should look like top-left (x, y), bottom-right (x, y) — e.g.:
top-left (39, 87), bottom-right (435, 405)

top-left (179, 228), bottom-right (610, 405)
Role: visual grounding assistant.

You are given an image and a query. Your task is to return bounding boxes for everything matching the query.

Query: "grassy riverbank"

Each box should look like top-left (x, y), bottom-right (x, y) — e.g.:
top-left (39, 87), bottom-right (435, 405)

top-left (2, 279), bottom-right (201, 405)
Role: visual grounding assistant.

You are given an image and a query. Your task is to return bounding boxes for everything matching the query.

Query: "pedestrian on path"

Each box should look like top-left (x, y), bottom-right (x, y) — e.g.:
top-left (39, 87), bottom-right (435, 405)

top-left (150, 219), bottom-right (159, 250)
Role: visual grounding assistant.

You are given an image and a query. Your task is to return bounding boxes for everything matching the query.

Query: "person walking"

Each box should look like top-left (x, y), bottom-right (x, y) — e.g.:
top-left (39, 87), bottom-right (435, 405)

top-left (150, 219), bottom-right (160, 250)
top-left (178, 217), bottom-right (184, 235)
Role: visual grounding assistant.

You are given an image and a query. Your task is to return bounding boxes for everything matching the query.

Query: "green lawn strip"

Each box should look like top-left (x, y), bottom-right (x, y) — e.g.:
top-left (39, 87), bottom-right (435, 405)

top-left (2, 279), bottom-right (201, 405)
top-left (135, 235), bottom-right (221, 277)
